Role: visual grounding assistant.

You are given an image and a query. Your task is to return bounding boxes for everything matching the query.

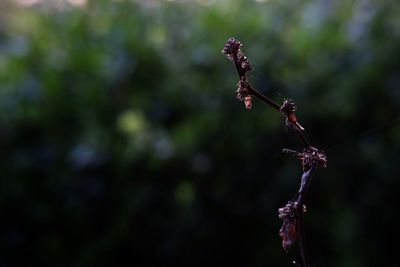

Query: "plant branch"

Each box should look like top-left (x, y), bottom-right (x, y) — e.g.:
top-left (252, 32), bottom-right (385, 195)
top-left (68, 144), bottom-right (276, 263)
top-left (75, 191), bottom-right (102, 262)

top-left (222, 37), bottom-right (309, 147)
top-left (222, 37), bottom-right (327, 267)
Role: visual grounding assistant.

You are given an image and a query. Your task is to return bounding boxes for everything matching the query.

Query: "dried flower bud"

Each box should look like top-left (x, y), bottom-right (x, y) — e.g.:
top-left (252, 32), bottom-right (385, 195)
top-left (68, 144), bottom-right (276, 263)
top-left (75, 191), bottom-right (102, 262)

top-left (283, 146), bottom-right (327, 170)
top-left (236, 78), bottom-right (252, 109)
top-left (236, 78), bottom-right (248, 100)
top-left (221, 37), bottom-right (242, 61)
top-left (222, 38), bottom-right (252, 76)
top-left (280, 99), bottom-right (297, 114)
top-left (237, 52), bottom-right (252, 72)
top-left (280, 99), bottom-right (305, 131)
top-left (300, 146), bottom-right (327, 170)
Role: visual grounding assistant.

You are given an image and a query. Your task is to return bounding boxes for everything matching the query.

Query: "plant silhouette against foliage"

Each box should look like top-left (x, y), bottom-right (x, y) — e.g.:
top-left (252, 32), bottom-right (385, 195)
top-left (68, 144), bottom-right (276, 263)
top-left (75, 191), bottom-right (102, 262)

top-left (222, 37), bottom-right (327, 267)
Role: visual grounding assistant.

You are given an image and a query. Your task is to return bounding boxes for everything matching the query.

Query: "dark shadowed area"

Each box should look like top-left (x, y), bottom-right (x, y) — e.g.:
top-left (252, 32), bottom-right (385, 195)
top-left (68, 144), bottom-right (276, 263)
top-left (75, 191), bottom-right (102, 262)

top-left (0, 0), bottom-right (399, 266)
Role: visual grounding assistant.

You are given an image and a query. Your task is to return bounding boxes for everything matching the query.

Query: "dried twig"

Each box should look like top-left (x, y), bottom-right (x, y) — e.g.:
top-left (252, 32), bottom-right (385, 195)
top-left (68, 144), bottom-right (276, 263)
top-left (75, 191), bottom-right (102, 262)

top-left (222, 37), bottom-right (327, 267)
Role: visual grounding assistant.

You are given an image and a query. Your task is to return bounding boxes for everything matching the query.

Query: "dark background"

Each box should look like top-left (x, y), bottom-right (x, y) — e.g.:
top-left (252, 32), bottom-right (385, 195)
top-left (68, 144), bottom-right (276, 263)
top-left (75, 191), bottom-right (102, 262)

top-left (0, 0), bottom-right (399, 266)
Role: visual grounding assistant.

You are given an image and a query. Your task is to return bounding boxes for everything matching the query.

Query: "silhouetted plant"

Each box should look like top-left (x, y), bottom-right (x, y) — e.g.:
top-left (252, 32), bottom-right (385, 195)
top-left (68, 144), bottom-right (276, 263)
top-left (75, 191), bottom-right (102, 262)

top-left (222, 37), bottom-right (327, 267)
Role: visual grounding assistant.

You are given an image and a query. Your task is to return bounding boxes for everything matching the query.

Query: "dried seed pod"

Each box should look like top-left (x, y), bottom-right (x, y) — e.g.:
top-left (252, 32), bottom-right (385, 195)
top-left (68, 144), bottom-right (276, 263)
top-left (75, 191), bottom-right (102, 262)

top-left (285, 115), bottom-right (305, 131)
top-left (244, 95), bottom-right (252, 109)
top-left (278, 201), bottom-right (299, 252)
top-left (279, 218), bottom-right (297, 252)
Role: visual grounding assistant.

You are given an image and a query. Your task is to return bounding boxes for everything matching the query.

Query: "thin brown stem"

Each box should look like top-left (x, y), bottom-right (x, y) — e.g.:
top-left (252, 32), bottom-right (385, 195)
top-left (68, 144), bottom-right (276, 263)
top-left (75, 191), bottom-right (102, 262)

top-left (297, 210), bottom-right (310, 267)
top-left (295, 167), bottom-right (316, 267)
top-left (295, 130), bottom-right (310, 148)
top-left (248, 85), bottom-right (281, 111)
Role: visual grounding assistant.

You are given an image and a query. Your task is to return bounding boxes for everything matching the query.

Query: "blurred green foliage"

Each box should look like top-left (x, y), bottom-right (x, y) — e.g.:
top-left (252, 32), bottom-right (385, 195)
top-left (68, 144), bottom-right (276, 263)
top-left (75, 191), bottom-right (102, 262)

top-left (0, 0), bottom-right (399, 266)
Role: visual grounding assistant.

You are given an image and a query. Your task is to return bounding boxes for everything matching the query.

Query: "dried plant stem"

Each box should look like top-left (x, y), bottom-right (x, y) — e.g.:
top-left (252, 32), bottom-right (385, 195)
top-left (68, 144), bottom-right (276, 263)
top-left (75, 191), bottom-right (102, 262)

top-left (222, 37), bottom-right (327, 267)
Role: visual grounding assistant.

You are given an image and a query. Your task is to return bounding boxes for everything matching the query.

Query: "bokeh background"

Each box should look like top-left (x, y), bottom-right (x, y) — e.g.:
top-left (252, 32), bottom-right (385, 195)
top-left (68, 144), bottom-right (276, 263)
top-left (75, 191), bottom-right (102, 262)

top-left (0, 0), bottom-right (399, 266)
